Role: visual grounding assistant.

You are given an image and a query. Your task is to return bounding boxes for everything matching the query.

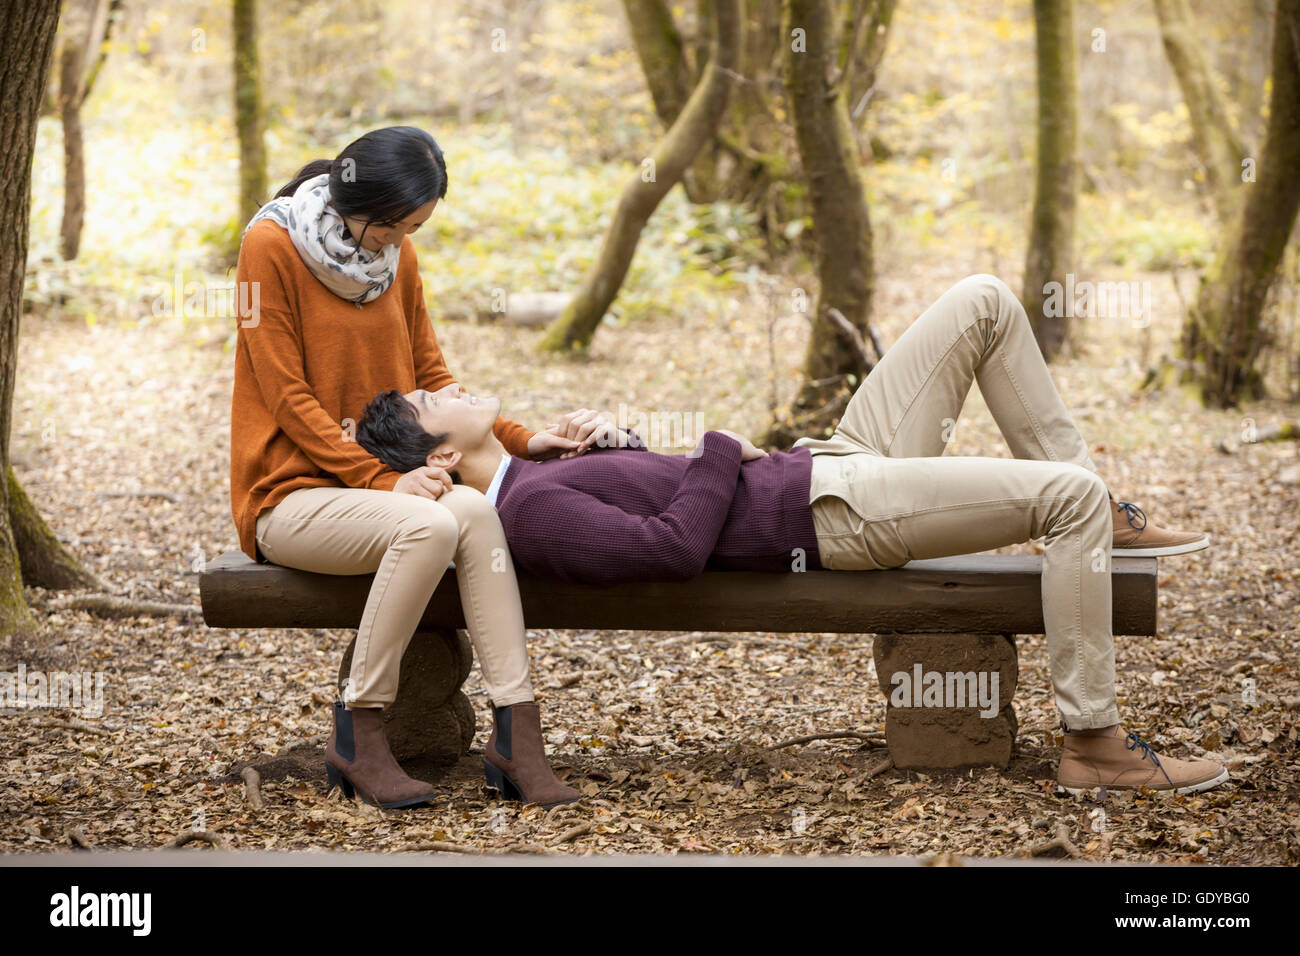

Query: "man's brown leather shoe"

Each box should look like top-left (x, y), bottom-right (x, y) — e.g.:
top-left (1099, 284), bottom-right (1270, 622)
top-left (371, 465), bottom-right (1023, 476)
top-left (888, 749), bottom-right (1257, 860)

top-left (1110, 493), bottom-right (1209, 557)
top-left (324, 702), bottom-right (438, 809)
top-left (483, 701), bottom-right (581, 809)
top-left (1057, 725), bottom-right (1228, 796)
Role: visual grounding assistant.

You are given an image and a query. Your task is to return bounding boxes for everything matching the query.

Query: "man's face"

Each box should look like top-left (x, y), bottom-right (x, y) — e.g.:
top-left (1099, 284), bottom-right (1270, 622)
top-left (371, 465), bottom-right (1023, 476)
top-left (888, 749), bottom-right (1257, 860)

top-left (402, 383), bottom-right (500, 454)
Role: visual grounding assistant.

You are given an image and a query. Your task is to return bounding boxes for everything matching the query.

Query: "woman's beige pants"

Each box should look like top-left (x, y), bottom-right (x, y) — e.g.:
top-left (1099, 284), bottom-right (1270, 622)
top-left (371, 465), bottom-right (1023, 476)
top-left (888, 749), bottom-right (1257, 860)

top-left (255, 484), bottom-right (533, 709)
top-left (795, 274), bottom-right (1118, 731)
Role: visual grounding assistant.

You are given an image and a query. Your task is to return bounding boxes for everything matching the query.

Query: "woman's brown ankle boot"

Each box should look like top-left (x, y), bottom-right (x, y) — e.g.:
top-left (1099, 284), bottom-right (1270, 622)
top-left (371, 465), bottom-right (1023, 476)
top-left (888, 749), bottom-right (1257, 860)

top-left (324, 701), bottom-right (438, 809)
top-left (483, 701), bottom-right (581, 809)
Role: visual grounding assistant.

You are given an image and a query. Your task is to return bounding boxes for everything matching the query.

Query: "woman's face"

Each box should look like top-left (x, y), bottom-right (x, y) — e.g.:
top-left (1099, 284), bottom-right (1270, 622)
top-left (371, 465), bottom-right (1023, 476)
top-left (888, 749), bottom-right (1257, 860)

top-left (342, 199), bottom-right (438, 252)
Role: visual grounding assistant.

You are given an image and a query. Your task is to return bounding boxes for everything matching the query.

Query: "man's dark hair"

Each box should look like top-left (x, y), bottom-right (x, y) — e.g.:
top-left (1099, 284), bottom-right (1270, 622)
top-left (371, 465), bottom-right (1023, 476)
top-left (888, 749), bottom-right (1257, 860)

top-left (356, 389), bottom-right (461, 483)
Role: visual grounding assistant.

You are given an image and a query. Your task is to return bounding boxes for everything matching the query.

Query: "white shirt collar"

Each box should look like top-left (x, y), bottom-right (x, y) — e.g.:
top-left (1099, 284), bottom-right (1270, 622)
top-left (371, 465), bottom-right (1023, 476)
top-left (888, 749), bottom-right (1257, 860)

top-left (483, 453), bottom-right (512, 507)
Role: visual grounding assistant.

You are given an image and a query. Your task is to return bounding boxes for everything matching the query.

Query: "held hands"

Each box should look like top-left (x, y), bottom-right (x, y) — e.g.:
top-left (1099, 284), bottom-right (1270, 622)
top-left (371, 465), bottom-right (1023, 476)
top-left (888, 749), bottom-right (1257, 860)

top-left (535, 408), bottom-right (626, 460)
top-left (527, 409), bottom-right (766, 462)
top-left (393, 465), bottom-right (454, 500)
top-left (711, 428), bottom-right (769, 462)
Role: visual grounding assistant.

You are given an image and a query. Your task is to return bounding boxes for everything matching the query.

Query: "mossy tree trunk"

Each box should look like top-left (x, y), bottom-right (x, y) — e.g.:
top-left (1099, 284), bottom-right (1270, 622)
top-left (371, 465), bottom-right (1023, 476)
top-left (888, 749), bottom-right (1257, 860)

top-left (618, 0), bottom-right (769, 240)
top-left (836, 0), bottom-right (898, 125)
top-left (1, 0), bottom-right (63, 638)
top-left (1183, 0), bottom-right (1300, 407)
top-left (709, 0), bottom-right (789, 207)
top-left (761, 0), bottom-right (875, 449)
top-left (620, 0), bottom-right (703, 190)
top-left (1023, 0), bottom-right (1079, 362)
top-left (56, 0), bottom-right (113, 262)
top-left (621, 0), bottom-right (732, 205)
top-left (1153, 0), bottom-right (1250, 222)
top-left (714, 0), bottom-right (894, 237)
top-left (7, 468), bottom-right (102, 591)
top-left (538, 0), bottom-right (742, 353)
top-left (623, 0), bottom-right (895, 247)
top-left (1227, 0), bottom-right (1276, 152)
top-left (234, 0), bottom-right (266, 230)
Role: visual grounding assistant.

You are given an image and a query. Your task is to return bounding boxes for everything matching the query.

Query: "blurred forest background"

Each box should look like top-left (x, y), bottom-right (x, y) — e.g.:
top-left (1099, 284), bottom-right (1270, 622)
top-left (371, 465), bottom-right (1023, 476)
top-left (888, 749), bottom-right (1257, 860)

top-left (1, 0), bottom-right (1298, 859)
top-left (20, 0), bottom-right (1300, 401)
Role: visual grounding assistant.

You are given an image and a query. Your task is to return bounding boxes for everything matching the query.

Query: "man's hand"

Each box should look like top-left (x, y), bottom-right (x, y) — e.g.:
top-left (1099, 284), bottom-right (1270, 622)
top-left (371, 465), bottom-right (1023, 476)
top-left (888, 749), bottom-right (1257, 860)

top-left (712, 428), bottom-right (769, 462)
top-left (393, 465), bottom-right (454, 500)
top-left (527, 429), bottom-right (582, 460)
top-left (544, 408), bottom-right (627, 459)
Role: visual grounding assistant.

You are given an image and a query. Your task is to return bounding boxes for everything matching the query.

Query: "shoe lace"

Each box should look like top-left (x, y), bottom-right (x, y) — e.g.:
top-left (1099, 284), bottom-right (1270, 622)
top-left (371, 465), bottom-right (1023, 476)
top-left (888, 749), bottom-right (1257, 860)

top-left (1116, 500), bottom-right (1147, 530)
top-left (1125, 732), bottom-right (1173, 787)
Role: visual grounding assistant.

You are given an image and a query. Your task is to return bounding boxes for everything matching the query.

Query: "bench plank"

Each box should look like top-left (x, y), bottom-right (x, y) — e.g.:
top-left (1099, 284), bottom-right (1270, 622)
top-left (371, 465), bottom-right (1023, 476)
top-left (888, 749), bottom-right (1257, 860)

top-left (200, 551), bottom-right (1157, 636)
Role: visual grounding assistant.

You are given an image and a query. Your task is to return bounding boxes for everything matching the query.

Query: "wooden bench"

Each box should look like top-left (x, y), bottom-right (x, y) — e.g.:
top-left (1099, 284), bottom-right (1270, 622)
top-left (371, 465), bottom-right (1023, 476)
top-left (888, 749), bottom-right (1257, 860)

top-left (199, 551), bottom-right (1157, 769)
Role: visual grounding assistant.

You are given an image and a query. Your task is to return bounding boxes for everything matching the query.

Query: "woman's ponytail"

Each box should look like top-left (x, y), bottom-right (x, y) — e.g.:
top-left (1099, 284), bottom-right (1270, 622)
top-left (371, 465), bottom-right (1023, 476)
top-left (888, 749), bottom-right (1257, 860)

top-left (273, 159), bottom-right (333, 200)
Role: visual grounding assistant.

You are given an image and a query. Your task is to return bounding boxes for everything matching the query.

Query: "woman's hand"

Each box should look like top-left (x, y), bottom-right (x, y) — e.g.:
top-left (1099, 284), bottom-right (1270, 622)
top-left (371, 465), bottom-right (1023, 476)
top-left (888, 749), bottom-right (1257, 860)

top-left (393, 465), bottom-right (454, 499)
top-left (527, 429), bottom-right (582, 461)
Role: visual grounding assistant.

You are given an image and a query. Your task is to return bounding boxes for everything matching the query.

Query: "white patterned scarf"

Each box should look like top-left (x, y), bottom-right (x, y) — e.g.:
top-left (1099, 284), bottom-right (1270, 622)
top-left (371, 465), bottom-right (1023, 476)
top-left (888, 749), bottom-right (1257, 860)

top-left (241, 172), bottom-right (400, 305)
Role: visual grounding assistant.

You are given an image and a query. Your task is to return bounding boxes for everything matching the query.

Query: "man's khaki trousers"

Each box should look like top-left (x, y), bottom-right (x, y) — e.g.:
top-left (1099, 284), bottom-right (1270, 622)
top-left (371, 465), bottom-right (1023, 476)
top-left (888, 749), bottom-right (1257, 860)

top-left (255, 484), bottom-right (533, 709)
top-left (795, 274), bottom-right (1118, 730)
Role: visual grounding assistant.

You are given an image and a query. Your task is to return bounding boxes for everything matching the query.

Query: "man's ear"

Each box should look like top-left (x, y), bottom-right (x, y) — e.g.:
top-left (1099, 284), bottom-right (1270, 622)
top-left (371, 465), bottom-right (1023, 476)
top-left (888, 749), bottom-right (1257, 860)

top-left (427, 447), bottom-right (462, 472)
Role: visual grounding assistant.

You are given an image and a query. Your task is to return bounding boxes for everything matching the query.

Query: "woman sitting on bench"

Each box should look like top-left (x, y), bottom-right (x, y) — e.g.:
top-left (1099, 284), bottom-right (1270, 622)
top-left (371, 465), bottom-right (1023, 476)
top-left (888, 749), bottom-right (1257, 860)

top-left (230, 126), bottom-right (586, 810)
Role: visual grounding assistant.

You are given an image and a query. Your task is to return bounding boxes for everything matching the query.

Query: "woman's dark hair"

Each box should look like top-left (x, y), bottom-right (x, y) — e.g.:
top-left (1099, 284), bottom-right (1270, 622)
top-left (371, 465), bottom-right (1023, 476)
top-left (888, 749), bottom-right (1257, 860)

top-left (274, 126), bottom-right (448, 246)
top-left (356, 389), bottom-right (461, 483)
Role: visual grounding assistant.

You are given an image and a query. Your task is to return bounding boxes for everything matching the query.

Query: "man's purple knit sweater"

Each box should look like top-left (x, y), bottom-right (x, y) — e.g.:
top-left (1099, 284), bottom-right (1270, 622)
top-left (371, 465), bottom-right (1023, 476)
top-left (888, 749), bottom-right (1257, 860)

top-left (494, 430), bottom-right (823, 586)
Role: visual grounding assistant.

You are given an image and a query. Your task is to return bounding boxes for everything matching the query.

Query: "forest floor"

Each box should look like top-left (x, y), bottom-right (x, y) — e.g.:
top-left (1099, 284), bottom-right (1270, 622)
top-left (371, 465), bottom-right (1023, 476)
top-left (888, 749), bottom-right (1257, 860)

top-left (2, 258), bottom-right (1298, 863)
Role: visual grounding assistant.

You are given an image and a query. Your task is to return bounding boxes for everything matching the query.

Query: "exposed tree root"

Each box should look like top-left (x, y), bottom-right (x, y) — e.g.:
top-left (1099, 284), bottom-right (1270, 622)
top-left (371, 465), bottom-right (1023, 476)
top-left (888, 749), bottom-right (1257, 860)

top-left (43, 593), bottom-right (200, 620)
top-left (767, 730), bottom-right (886, 750)
top-left (1024, 823), bottom-right (1082, 859)
top-left (164, 829), bottom-right (229, 849)
top-left (241, 766), bottom-right (264, 811)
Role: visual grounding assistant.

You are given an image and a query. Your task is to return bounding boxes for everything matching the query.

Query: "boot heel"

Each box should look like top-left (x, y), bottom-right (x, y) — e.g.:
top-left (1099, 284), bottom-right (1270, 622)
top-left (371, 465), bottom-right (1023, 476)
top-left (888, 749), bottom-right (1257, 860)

top-left (482, 758), bottom-right (523, 800)
top-left (325, 761), bottom-right (355, 799)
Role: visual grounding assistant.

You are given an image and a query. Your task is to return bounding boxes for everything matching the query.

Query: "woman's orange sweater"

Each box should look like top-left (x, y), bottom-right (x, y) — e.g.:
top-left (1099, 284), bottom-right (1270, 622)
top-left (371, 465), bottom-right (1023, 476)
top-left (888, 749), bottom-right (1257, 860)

top-left (229, 219), bottom-right (534, 562)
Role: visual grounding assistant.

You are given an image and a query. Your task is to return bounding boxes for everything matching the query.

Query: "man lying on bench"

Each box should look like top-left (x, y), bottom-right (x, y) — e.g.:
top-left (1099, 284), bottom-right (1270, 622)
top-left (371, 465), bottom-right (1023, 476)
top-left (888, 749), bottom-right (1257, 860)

top-left (355, 274), bottom-right (1227, 798)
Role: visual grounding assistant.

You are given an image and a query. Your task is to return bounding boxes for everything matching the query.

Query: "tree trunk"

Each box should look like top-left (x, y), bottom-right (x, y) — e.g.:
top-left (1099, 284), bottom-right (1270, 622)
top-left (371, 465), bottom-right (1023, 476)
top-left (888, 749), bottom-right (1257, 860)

top-left (1152, 0), bottom-right (1249, 222)
top-left (234, 0), bottom-right (267, 229)
top-left (761, 0), bottom-right (875, 449)
top-left (838, 0), bottom-right (898, 126)
top-left (1228, 0), bottom-right (1276, 153)
top-left (58, 66), bottom-right (85, 261)
top-left (7, 468), bottom-right (102, 591)
top-left (56, 0), bottom-right (111, 262)
top-left (622, 0), bottom-right (693, 126)
top-left (1184, 0), bottom-right (1300, 407)
top-left (82, 0), bottom-right (122, 97)
top-left (623, 0), bottom-right (816, 244)
top-left (1023, 0), bottom-right (1079, 361)
top-left (0, 0), bottom-right (63, 638)
top-left (538, 0), bottom-right (743, 353)
top-left (620, 0), bottom-right (721, 201)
